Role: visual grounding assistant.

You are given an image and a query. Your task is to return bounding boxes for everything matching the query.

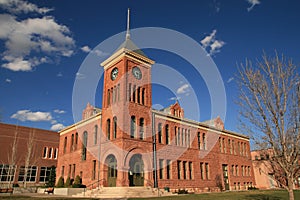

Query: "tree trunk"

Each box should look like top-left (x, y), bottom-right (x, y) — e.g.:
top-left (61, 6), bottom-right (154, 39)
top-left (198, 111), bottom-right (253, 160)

top-left (288, 188), bottom-right (294, 200)
top-left (288, 178), bottom-right (295, 200)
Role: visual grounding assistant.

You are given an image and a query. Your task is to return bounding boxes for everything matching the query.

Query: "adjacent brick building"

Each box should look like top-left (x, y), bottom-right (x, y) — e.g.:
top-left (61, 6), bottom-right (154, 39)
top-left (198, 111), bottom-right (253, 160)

top-left (0, 123), bottom-right (59, 187)
top-left (57, 26), bottom-right (255, 191)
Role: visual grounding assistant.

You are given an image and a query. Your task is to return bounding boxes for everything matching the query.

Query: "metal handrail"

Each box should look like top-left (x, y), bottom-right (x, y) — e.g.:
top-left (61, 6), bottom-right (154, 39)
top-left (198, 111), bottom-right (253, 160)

top-left (83, 178), bottom-right (105, 196)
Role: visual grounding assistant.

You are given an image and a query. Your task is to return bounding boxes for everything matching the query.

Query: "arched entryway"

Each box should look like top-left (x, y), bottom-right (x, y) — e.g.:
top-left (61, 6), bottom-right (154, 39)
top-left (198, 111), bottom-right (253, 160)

top-left (105, 154), bottom-right (117, 187)
top-left (128, 154), bottom-right (144, 186)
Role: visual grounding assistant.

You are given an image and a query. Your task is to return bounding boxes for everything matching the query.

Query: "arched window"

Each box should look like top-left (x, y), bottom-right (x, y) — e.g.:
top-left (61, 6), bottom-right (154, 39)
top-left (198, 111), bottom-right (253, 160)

top-left (197, 132), bottom-right (201, 150)
top-left (137, 87), bottom-right (141, 104)
top-left (94, 125), bottom-right (98, 145)
top-left (71, 134), bottom-right (74, 151)
top-left (128, 83), bottom-right (132, 101)
top-left (107, 119), bottom-right (111, 140)
top-left (63, 136), bottom-right (67, 154)
top-left (203, 133), bottom-right (206, 150)
top-left (75, 132), bottom-right (78, 150)
top-left (130, 116), bottom-right (136, 138)
top-left (82, 131), bottom-right (88, 161)
top-left (158, 123), bottom-right (162, 143)
top-left (133, 85), bottom-right (136, 102)
top-left (107, 89), bottom-right (110, 106)
top-left (141, 88), bottom-right (145, 105)
top-left (139, 118), bottom-right (144, 140)
top-left (165, 124), bottom-right (170, 144)
top-left (113, 117), bottom-right (117, 139)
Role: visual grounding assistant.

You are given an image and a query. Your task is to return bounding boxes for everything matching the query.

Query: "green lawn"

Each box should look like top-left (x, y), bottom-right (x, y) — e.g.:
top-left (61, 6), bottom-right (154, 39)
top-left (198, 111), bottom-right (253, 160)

top-left (0, 190), bottom-right (299, 200)
top-left (130, 190), bottom-right (300, 200)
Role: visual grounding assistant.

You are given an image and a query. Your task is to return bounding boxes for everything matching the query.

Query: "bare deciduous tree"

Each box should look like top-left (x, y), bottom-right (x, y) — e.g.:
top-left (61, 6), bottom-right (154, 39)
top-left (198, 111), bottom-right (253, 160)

top-left (237, 52), bottom-right (300, 200)
top-left (23, 129), bottom-right (37, 188)
top-left (7, 126), bottom-right (18, 188)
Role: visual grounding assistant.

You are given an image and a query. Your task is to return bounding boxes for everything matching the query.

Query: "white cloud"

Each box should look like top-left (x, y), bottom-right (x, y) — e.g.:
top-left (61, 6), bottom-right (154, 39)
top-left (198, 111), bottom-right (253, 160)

top-left (81, 45), bottom-right (109, 57)
top-left (50, 123), bottom-right (65, 131)
top-left (0, 0), bottom-right (53, 14)
top-left (169, 96), bottom-right (181, 101)
top-left (227, 77), bottom-right (234, 83)
top-left (247, 0), bottom-right (260, 12)
top-left (210, 40), bottom-right (225, 54)
top-left (0, 1), bottom-right (75, 72)
top-left (200, 30), bottom-right (216, 48)
top-left (57, 72), bottom-right (63, 77)
top-left (177, 84), bottom-right (189, 94)
top-left (54, 109), bottom-right (66, 114)
top-left (81, 45), bottom-right (91, 53)
top-left (11, 110), bottom-right (52, 122)
top-left (5, 78), bottom-right (11, 83)
top-left (200, 29), bottom-right (225, 55)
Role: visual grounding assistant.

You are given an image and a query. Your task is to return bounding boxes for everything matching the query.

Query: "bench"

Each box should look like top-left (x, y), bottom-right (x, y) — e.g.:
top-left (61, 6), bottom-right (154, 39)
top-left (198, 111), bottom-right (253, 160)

top-left (0, 188), bottom-right (13, 194)
top-left (44, 187), bottom-right (54, 194)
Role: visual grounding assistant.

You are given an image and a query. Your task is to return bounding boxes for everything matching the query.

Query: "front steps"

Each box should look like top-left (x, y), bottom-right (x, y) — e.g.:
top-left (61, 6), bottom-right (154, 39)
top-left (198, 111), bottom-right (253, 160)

top-left (72, 186), bottom-right (177, 198)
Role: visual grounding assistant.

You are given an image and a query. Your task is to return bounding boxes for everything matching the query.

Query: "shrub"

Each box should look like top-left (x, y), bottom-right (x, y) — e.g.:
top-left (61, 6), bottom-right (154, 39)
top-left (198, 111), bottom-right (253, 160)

top-left (56, 177), bottom-right (64, 188)
top-left (177, 189), bottom-right (188, 194)
top-left (72, 175), bottom-right (82, 188)
top-left (64, 177), bottom-right (71, 187)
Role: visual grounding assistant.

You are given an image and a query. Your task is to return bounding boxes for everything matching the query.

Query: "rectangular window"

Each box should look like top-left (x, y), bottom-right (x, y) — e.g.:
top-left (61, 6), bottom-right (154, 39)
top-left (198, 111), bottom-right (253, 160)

top-left (231, 165), bottom-right (235, 176)
top-left (63, 136), bottom-right (67, 154)
top-left (159, 159), bottom-right (164, 179)
top-left (128, 83), bottom-right (132, 101)
top-left (130, 116), bottom-right (135, 138)
top-left (0, 164), bottom-right (16, 182)
top-left (203, 133), bottom-right (206, 150)
top-left (158, 123), bottom-right (162, 143)
top-left (141, 88), bottom-right (145, 105)
top-left (178, 128), bottom-right (181, 146)
top-left (236, 165), bottom-right (239, 176)
top-left (205, 163), bottom-right (209, 179)
top-left (177, 161), bottom-right (181, 179)
top-left (165, 125), bottom-right (170, 144)
top-left (48, 147), bottom-right (53, 159)
top-left (43, 147), bottom-right (48, 158)
top-left (183, 161), bottom-right (187, 179)
top-left (228, 139), bottom-right (232, 154)
top-left (71, 134), bottom-right (74, 151)
top-left (175, 127), bottom-right (177, 145)
top-left (18, 166), bottom-right (37, 182)
top-left (197, 132), bottom-right (201, 150)
top-left (189, 162), bottom-right (193, 179)
top-left (223, 138), bottom-right (226, 153)
top-left (39, 167), bottom-right (51, 182)
top-left (200, 162), bottom-right (204, 180)
top-left (94, 126), bottom-right (98, 145)
top-left (54, 148), bottom-right (58, 159)
top-left (107, 89), bottom-right (110, 106)
top-left (133, 85), bottom-right (136, 102)
top-left (182, 129), bottom-right (185, 146)
top-left (205, 163), bottom-right (210, 180)
top-left (166, 160), bottom-right (171, 179)
top-left (92, 160), bottom-right (96, 180)
top-left (75, 132), bottom-right (78, 150)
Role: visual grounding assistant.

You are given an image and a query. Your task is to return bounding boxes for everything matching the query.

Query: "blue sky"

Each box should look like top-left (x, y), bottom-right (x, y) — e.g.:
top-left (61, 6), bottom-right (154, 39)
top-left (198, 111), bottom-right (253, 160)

top-left (0, 0), bottom-right (300, 132)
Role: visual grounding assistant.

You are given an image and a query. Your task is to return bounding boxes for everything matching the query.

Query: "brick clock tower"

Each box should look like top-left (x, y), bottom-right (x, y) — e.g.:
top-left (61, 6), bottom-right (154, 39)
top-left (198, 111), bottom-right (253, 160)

top-left (100, 9), bottom-right (155, 187)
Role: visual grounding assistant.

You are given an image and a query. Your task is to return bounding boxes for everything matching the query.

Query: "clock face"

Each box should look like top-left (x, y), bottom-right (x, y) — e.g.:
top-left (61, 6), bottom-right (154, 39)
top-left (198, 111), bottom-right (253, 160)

top-left (132, 66), bottom-right (142, 80)
top-left (111, 67), bottom-right (118, 80)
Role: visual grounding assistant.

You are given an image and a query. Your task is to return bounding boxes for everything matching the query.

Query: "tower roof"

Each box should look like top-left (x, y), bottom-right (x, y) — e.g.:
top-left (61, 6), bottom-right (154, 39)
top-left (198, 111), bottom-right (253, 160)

top-left (101, 9), bottom-right (154, 68)
top-left (115, 37), bottom-right (147, 58)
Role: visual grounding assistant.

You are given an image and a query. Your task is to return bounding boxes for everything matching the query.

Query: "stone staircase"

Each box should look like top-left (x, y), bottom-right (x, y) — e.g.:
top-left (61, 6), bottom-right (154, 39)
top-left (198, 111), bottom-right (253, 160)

top-left (72, 186), bottom-right (176, 198)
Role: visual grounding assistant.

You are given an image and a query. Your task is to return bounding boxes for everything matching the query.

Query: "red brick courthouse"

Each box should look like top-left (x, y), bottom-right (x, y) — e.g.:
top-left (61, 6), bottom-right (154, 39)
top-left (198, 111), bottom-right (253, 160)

top-left (57, 17), bottom-right (255, 192)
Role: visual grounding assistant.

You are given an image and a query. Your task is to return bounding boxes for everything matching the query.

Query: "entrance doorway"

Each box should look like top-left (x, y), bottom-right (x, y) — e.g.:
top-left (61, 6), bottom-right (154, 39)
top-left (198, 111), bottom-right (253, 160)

top-left (106, 155), bottom-right (117, 187)
top-left (222, 164), bottom-right (230, 190)
top-left (128, 154), bottom-right (144, 186)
